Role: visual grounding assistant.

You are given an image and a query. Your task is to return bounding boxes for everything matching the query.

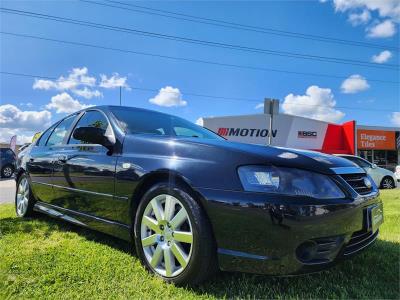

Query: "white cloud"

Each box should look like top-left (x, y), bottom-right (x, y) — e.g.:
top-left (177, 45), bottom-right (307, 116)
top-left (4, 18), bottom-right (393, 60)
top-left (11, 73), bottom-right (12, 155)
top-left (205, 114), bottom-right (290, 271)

top-left (282, 85), bottom-right (345, 123)
top-left (149, 86), bottom-right (187, 107)
top-left (371, 50), bottom-right (392, 63)
top-left (32, 68), bottom-right (130, 100)
top-left (0, 104), bottom-right (52, 130)
top-left (0, 104), bottom-right (52, 144)
top-left (72, 87), bottom-right (103, 99)
top-left (340, 74), bottom-right (370, 94)
top-left (367, 19), bottom-right (397, 38)
top-left (0, 129), bottom-right (33, 144)
top-left (46, 93), bottom-right (92, 114)
top-left (33, 67), bottom-right (103, 100)
top-left (333, 0), bottom-right (400, 21)
top-left (255, 103), bottom-right (264, 109)
top-left (19, 102), bottom-right (33, 108)
top-left (348, 9), bottom-right (371, 25)
top-left (99, 73), bottom-right (130, 90)
top-left (33, 79), bottom-right (57, 90)
top-left (33, 67), bottom-right (96, 91)
top-left (391, 112), bottom-right (400, 126)
top-left (195, 118), bottom-right (204, 126)
top-left (331, 0), bottom-right (399, 38)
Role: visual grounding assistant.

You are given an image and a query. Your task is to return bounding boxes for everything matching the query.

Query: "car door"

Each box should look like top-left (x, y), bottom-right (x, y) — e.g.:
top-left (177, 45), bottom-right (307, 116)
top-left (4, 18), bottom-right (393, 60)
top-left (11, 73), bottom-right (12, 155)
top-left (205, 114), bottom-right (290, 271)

top-left (51, 110), bottom-right (123, 222)
top-left (29, 115), bottom-right (78, 205)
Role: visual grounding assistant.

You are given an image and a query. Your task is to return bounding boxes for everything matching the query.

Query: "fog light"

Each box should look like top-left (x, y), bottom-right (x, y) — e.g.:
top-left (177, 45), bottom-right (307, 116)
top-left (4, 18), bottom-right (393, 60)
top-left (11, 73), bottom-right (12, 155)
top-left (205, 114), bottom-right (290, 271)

top-left (296, 240), bottom-right (318, 263)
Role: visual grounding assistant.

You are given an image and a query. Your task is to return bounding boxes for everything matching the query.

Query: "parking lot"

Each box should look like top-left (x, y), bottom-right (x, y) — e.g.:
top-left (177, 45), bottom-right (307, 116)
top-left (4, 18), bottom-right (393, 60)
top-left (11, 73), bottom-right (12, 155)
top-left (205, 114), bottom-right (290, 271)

top-left (0, 178), bottom-right (15, 204)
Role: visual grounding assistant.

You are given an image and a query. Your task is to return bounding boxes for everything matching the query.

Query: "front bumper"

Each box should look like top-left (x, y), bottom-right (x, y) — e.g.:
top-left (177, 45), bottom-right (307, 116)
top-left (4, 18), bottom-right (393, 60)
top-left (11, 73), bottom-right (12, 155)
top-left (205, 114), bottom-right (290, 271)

top-left (198, 187), bottom-right (382, 275)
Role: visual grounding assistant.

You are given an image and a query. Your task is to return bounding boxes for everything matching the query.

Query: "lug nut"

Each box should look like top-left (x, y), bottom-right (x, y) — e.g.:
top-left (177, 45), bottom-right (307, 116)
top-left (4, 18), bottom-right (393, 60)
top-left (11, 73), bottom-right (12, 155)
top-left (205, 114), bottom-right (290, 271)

top-left (160, 236), bottom-right (164, 241)
top-left (167, 241), bottom-right (171, 246)
top-left (160, 225), bottom-right (164, 230)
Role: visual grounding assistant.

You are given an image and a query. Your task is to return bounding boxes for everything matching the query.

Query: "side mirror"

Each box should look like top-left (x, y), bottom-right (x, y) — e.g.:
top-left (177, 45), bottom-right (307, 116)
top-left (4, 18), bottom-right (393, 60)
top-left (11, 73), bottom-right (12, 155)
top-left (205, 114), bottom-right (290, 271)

top-left (73, 127), bottom-right (115, 151)
top-left (372, 163), bottom-right (378, 169)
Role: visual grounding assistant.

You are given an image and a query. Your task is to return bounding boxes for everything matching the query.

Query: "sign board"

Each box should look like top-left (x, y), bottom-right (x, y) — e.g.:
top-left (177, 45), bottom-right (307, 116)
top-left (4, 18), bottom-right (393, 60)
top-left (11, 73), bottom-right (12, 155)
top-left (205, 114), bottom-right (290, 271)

top-left (357, 130), bottom-right (396, 150)
top-left (203, 114), bottom-right (355, 154)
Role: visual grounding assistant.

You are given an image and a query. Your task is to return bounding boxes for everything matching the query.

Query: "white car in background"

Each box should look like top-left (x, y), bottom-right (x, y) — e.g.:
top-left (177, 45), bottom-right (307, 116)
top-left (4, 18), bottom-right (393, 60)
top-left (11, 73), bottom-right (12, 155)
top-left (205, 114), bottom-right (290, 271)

top-left (336, 154), bottom-right (397, 189)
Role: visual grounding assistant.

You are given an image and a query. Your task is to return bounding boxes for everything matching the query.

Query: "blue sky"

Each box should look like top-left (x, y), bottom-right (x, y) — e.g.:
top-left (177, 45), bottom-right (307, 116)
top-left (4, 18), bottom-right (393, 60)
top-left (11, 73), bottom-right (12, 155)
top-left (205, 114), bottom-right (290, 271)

top-left (0, 0), bottom-right (399, 143)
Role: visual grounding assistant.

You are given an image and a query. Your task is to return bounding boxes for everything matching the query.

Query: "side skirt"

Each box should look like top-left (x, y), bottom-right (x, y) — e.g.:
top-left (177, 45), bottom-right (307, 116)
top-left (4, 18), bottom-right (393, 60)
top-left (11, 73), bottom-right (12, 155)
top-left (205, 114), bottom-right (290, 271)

top-left (33, 201), bottom-right (131, 241)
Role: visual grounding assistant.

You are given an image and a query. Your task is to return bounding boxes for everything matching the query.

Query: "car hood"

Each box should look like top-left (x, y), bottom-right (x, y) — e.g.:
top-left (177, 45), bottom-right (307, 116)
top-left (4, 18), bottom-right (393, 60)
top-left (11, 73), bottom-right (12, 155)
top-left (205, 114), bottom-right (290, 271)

top-left (124, 135), bottom-right (362, 175)
top-left (191, 138), bottom-right (359, 173)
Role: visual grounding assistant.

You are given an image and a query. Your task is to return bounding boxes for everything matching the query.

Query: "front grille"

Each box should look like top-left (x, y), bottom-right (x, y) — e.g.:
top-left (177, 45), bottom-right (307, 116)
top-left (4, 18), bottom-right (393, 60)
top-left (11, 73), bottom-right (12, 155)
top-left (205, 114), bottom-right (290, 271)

top-left (340, 173), bottom-right (373, 195)
top-left (344, 229), bottom-right (378, 256)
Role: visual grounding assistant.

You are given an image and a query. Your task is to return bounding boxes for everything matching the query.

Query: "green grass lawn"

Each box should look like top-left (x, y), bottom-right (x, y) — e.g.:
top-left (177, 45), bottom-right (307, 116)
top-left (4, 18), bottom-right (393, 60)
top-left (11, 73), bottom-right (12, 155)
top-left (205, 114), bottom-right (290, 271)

top-left (1, 190), bottom-right (399, 299)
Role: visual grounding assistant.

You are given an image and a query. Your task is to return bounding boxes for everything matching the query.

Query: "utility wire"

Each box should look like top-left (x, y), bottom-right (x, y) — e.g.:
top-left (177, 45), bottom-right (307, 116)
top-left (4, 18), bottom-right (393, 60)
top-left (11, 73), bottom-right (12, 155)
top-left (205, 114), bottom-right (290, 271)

top-left (1, 70), bottom-right (397, 112)
top-left (1, 7), bottom-right (398, 70)
top-left (81, 0), bottom-right (399, 52)
top-left (1, 31), bottom-right (398, 84)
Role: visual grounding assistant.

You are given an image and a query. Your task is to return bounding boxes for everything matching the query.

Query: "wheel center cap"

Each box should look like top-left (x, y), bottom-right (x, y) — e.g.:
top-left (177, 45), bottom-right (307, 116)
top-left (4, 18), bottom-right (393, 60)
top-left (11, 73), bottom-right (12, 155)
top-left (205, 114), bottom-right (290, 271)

top-left (164, 229), bottom-right (173, 241)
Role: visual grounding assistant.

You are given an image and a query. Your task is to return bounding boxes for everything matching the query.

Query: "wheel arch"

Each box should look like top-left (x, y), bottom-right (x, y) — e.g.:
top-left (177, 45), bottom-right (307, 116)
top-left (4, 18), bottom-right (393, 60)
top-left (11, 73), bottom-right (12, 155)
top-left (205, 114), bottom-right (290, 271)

top-left (380, 175), bottom-right (395, 188)
top-left (129, 170), bottom-right (208, 219)
top-left (15, 167), bottom-right (26, 183)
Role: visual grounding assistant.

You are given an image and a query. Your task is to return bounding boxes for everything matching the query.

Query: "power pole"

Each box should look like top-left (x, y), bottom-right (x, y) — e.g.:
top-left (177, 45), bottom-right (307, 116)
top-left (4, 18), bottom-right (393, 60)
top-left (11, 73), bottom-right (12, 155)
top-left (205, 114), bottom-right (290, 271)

top-left (268, 100), bottom-right (273, 145)
top-left (119, 86), bottom-right (122, 106)
top-left (264, 98), bottom-right (279, 146)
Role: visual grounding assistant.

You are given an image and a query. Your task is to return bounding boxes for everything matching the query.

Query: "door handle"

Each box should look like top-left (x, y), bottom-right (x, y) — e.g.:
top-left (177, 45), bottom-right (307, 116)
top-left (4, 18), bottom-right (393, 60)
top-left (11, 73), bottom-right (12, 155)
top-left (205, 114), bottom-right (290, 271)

top-left (58, 155), bottom-right (68, 163)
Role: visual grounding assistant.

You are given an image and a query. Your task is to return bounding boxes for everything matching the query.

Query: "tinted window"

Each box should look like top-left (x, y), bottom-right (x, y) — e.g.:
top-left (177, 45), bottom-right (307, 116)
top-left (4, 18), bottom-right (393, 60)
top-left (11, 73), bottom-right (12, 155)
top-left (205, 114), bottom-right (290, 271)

top-left (47, 115), bottom-right (76, 146)
top-left (110, 107), bottom-right (222, 140)
top-left (345, 156), bottom-right (371, 168)
top-left (69, 110), bottom-right (109, 144)
top-left (37, 124), bottom-right (57, 146)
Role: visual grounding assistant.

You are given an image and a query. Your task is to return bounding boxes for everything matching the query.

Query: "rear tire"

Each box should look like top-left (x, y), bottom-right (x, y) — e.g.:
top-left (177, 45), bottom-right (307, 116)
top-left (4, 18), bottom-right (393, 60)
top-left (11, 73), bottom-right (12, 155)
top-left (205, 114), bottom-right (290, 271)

top-left (380, 176), bottom-right (395, 189)
top-left (133, 181), bottom-right (217, 285)
top-left (15, 174), bottom-right (35, 217)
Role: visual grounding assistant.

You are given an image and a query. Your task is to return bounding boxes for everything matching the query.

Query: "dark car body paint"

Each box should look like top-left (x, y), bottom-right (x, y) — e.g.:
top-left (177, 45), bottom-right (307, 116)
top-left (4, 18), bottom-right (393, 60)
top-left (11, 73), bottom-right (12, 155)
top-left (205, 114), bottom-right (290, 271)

top-left (17, 106), bottom-right (382, 275)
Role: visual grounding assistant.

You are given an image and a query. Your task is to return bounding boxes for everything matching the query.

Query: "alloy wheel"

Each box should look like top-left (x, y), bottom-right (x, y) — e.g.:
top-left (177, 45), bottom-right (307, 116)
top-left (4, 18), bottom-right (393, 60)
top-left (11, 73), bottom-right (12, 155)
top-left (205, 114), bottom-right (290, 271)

top-left (140, 194), bottom-right (193, 277)
top-left (382, 178), bottom-right (394, 189)
top-left (16, 177), bottom-right (29, 216)
top-left (3, 166), bottom-right (12, 177)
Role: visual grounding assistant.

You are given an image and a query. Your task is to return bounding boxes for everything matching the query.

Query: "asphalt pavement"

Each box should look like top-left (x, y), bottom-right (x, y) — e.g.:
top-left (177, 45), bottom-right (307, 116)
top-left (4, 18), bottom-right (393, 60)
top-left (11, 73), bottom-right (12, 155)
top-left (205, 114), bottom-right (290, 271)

top-left (0, 178), bottom-right (16, 204)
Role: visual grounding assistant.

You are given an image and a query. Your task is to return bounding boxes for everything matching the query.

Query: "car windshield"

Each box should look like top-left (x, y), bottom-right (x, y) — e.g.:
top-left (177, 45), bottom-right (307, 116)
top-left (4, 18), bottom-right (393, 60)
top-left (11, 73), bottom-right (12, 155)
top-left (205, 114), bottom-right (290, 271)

top-left (110, 107), bottom-right (223, 140)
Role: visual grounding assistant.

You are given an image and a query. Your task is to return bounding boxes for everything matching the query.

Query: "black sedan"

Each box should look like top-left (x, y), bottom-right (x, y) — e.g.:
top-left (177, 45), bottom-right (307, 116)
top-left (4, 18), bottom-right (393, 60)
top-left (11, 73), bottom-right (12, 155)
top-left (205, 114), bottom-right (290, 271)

top-left (15, 106), bottom-right (383, 285)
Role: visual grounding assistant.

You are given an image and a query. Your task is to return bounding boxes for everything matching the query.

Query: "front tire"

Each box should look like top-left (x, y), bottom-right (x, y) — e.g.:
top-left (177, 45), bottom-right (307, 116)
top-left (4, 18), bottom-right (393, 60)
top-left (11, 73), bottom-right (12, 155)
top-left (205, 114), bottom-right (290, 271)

top-left (15, 174), bottom-right (35, 217)
top-left (134, 181), bottom-right (217, 285)
top-left (1, 165), bottom-right (14, 178)
top-left (380, 177), bottom-right (395, 189)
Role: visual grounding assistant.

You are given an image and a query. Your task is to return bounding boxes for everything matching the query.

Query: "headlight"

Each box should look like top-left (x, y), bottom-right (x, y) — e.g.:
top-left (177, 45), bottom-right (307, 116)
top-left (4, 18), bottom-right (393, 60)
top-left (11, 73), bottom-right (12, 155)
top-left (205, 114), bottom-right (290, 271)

top-left (238, 165), bottom-right (345, 199)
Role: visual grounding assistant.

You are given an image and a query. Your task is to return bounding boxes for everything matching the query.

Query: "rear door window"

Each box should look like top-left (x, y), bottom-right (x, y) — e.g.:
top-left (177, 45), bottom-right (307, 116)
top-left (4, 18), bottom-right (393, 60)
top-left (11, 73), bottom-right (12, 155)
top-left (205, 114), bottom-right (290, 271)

top-left (37, 124), bottom-right (57, 146)
top-left (46, 115), bottom-right (76, 146)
